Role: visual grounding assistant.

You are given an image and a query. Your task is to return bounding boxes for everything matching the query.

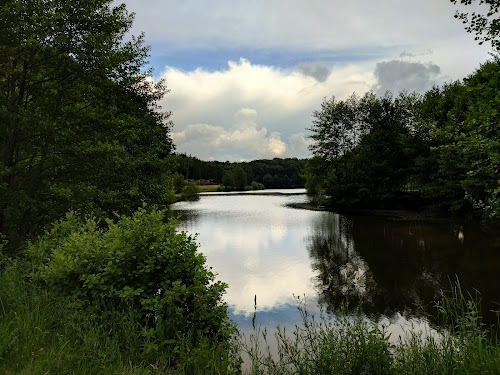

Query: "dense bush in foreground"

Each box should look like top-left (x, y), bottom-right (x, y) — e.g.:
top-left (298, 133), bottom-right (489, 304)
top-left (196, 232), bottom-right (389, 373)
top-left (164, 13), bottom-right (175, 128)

top-left (0, 208), bottom-right (239, 374)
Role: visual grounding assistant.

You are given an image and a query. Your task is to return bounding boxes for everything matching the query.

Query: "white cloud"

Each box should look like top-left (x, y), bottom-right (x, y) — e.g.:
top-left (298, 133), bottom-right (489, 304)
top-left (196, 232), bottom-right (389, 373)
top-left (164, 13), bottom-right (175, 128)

top-left (163, 58), bottom-right (375, 161)
top-left (120, 0), bottom-right (495, 161)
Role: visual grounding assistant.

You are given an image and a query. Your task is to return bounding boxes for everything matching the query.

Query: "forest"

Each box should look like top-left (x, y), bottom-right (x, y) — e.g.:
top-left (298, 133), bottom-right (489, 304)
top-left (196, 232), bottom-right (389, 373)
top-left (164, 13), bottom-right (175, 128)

top-left (172, 154), bottom-right (306, 190)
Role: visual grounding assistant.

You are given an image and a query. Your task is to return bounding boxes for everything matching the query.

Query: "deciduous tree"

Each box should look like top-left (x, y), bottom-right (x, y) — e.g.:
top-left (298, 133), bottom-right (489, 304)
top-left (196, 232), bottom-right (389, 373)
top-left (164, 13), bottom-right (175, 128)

top-left (0, 0), bottom-right (174, 252)
top-left (451, 0), bottom-right (500, 51)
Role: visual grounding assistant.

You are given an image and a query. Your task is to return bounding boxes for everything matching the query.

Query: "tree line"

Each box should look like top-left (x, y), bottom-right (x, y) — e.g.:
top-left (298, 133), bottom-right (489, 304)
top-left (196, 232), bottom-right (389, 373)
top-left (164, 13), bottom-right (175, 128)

top-left (172, 154), bottom-right (306, 190)
top-left (306, 57), bottom-right (500, 221)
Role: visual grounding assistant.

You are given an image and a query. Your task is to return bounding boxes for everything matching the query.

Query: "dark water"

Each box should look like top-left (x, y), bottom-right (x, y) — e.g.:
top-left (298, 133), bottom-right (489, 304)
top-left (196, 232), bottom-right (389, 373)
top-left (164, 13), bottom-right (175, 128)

top-left (170, 189), bottom-right (500, 333)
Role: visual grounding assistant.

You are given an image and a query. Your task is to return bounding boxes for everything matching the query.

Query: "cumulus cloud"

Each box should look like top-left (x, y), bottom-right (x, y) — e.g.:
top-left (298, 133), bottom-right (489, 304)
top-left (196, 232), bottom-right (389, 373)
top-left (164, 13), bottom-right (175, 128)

top-left (285, 133), bottom-right (312, 158)
top-left (115, 0), bottom-right (494, 162)
top-left (373, 60), bottom-right (442, 95)
top-left (171, 108), bottom-right (287, 161)
top-left (162, 58), bottom-right (375, 161)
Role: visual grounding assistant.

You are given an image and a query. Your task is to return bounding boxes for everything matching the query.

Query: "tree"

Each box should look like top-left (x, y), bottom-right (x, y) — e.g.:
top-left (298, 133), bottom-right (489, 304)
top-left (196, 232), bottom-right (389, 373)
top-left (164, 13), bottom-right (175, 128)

top-left (451, 0), bottom-right (500, 51)
top-left (181, 182), bottom-right (200, 201)
top-left (232, 166), bottom-right (247, 190)
top-left (172, 172), bottom-right (186, 194)
top-left (308, 94), bottom-right (362, 163)
top-left (417, 58), bottom-right (500, 218)
top-left (221, 172), bottom-right (235, 190)
top-left (0, 0), bottom-right (174, 252)
top-left (307, 92), bottom-right (417, 207)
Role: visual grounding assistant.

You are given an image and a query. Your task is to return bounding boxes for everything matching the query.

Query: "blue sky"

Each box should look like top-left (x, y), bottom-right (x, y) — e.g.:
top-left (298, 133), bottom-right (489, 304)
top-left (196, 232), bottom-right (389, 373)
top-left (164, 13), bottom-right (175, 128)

top-left (147, 47), bottom-right (396, 73)
top-left (116, 0), bottom-right (493, 161)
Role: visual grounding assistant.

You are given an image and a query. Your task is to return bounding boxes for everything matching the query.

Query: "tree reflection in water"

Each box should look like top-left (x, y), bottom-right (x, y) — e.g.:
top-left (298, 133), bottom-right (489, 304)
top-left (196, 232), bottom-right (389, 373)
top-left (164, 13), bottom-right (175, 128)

top-left (308, 213), bottom-right (377, 314)
top-left (307, 213), bottom-right (454, 323)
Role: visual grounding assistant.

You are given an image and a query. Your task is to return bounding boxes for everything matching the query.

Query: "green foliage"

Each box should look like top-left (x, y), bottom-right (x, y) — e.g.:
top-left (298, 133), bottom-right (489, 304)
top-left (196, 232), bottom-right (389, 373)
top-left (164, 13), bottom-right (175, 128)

top-left (172, 172), bottom-right (186, 194)
top-left (28, 208), bottom-right (233, 357)
top-left (244, 182), bottom-right (265, 191)
top-left (246, 284), bottom-right (500, 375)
top-left (3, 249), bottom-right (500, 374)
top-left (232, 167), bottom-right (247, 190)
top-left (451, 0), bottom-right (500, 51)
top-left (0, 0), bottom-right (174, 254)
top-left (222, 171), bottom-right (236, 190)
top-left (172, 154), bottom-right (306, 189)
top-left (247, 302), bottom-right (392, 374)
top-left (415, 58), bottom-right (500, 218)
top-left (181, 182), bottom-right (200, 201)
top-left (307, 92), bottom-right (416, 207)
top-left (304, 157), bottom-right (328, 205)
top-left (0, 260), bottom-right (240, 374)
top-left (306, 58), bottom-right (500, 220)
top-left (251, 181), bottom-right (265, 190)
top-left (164, 188), bottom-right (178, 205)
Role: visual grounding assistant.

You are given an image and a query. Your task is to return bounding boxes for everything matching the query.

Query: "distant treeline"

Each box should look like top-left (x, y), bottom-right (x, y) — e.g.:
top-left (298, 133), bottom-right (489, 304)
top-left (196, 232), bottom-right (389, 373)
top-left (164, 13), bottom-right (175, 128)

top-left (172, 155), bottom-right (307, 189)
top-left (306, 57), bottom-right (500, 221)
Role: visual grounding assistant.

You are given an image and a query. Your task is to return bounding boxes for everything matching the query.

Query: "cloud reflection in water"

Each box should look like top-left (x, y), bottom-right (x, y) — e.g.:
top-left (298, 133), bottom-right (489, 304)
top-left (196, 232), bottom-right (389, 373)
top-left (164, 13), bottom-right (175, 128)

top-left (171, 191), bottom-right (317, 316)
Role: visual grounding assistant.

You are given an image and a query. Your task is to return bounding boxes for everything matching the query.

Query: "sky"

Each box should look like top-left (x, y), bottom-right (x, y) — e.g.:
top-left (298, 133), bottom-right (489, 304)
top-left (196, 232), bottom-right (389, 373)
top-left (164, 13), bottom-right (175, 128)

top-left (116, 0), bottom-right (493, 162)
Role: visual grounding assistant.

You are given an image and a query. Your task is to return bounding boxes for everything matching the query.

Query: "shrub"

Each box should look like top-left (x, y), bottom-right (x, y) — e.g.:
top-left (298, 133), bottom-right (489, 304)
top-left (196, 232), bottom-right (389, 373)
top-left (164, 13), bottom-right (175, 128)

top-left (181, 182), bottom-right (200, 201)
top-left (251, 181), bottom-right (265, 190)
top-left (28, 207), bottom-right (233, 355)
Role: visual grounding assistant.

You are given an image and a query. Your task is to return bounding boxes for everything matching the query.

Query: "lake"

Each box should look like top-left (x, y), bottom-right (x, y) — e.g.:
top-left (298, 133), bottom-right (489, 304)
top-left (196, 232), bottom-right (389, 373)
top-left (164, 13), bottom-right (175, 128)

top-left (170, 189), bottom-right (500, 337)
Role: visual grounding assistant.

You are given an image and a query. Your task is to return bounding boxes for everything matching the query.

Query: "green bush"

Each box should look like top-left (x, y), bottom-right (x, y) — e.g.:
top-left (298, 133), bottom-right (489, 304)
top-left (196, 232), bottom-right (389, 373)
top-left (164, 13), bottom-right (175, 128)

top-left (0, 260), bottom-right (240, 374)
top-left (181, 182), bottom-right (200, 201)
top-left (28, 207), bottom-right (233, 355)
top-left (165, 188), bottom-right (177, 204)
top-left (172, 172), bottom-right (186, 194)
top-left (251, 181), bottom-right (265, 190)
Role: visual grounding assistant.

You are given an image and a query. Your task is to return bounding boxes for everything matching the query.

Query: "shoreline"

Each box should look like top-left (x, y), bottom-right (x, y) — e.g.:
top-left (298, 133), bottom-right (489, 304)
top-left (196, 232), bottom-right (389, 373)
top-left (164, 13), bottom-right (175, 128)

top-left (287, 202), bottom-right (479, 223)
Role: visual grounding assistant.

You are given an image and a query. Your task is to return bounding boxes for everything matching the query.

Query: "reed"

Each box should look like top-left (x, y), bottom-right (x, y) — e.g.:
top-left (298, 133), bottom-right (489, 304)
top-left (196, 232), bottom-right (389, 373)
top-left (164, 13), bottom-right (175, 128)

top-left (245, 284), bottom-right (500, 375)
top-left (2, 260), bottom-right (499, 374)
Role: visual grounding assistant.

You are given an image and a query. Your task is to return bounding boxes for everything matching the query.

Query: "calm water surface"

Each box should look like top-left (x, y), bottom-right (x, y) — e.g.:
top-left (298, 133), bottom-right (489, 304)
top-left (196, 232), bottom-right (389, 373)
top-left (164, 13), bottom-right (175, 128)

top-left (170, 189), bottom-right (500, 333)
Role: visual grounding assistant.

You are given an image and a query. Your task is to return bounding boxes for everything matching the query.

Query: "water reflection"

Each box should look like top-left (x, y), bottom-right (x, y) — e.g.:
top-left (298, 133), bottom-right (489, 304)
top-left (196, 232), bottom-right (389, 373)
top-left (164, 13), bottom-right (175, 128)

top-left (307, 212), bottom-right (500, 324)
top-left (170, 192), bottom-right (500, 329)
top-left (308, 213), bottom-right (377, 313)
top-left (170, 191), bottom-right (318, 317)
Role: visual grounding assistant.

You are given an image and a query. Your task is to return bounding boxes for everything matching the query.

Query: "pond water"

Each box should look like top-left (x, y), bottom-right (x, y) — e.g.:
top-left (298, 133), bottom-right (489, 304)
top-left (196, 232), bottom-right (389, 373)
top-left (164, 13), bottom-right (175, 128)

top-left (170, 189), bottom-right (500, 336)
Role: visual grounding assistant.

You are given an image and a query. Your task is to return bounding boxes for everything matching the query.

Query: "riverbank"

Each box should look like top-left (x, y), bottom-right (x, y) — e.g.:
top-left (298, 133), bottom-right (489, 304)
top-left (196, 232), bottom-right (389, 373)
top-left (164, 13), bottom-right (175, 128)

top-left (3, 197), bottom-right (500, 374)
top-left (287, 192), bottom-right (482, 223)
top-left (288, 201), bottom-right (467, 222)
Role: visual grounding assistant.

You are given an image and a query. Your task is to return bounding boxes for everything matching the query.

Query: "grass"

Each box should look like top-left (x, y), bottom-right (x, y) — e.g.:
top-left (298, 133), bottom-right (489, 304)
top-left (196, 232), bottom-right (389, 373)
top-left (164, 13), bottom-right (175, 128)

top-left (244, 286), bottom-right (500, 375)
top-left (0, 262), bottom-right (240, 375)
top-left (1, 259), bottom-right (500, 374)
top-left (197, 185), bottom-right (220, 192)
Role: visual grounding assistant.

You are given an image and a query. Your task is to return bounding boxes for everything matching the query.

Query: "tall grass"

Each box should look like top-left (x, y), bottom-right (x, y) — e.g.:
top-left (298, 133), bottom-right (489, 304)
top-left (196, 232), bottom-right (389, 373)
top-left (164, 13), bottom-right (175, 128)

top-left (2, 260), bottom-right (500, 374)
top-left (244, 286), bottom-right (500, 375)
top-left (0, 263), bottom-right (240, 374)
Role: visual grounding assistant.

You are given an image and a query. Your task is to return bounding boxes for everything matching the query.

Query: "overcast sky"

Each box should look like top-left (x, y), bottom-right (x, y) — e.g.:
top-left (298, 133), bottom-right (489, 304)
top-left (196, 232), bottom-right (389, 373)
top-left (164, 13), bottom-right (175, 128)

top-left (116, 0), bottom-right (493, 161)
